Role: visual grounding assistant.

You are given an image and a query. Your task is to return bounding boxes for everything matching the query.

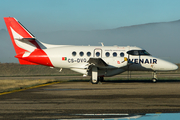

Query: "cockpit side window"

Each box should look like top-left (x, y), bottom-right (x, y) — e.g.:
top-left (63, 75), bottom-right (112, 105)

top-left (138, 50), bottom-right (144, 55)
top-left (134, 51), bottom-right (139, 55)
top-left (143, 50), bottom-right (150, 55)
top-left (127, 50), bottom-right (151, 56)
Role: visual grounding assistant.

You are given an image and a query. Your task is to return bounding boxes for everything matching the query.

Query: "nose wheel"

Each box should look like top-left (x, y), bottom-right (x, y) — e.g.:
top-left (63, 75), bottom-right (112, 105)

top-left (152, 78), bottom-right (157, 83)
top-left (152, 71), bottom-right (157, 83)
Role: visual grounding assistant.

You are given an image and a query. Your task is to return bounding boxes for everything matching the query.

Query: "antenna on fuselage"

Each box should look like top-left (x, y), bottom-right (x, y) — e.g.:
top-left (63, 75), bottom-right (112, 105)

top-left (99, 42), bottom-right (104, 46)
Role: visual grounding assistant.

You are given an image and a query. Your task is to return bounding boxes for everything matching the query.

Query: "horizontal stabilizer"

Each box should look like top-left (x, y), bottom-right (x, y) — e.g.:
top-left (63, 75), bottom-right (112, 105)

top-left (15, 38), bottom-right (36, 41)
top-left (18, 59), bottom-right (39, 65)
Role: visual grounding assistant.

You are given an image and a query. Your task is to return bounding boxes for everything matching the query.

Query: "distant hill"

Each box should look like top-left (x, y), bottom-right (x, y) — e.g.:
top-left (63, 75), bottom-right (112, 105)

top-left (1, 19), bottom-right (180, 63)
top-left (0, 63), bottom-right (78, 76)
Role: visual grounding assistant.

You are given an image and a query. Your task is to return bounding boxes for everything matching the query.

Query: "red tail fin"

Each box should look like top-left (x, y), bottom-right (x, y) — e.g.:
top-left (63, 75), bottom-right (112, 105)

top-left (4, 17), bottom-right (53, 66)
top-left (4, 17), bottom-right (39, 65)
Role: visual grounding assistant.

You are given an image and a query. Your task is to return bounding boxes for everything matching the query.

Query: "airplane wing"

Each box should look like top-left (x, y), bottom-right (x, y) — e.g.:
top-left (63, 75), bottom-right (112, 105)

top-left (88, 58), bottom-right (108, 67)
top-left (87, 57), bottom-right (129, 69)
top-left (70, 57), bottom-right (129, 73)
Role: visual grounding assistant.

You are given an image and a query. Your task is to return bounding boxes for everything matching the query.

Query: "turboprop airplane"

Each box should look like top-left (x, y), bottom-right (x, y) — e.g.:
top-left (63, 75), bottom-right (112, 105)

top-left (4, 17), bottom-right (178, 84)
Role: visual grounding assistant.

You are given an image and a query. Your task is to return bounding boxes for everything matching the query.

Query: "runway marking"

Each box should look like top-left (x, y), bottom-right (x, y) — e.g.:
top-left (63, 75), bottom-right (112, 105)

top-left (0, 81), bottom-right (61, 96)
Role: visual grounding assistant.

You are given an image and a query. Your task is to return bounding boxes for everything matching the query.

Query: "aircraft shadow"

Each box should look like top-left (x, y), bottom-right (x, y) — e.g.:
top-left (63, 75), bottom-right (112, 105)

top-left (103, 79), bottom-right (180, 83)
top-left (68, 79), bottom-right (180, 83)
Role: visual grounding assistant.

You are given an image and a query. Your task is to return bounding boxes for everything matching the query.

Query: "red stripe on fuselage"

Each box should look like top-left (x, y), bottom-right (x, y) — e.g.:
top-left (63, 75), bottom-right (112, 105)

top-left (15, 49), bottom-right (53, 67)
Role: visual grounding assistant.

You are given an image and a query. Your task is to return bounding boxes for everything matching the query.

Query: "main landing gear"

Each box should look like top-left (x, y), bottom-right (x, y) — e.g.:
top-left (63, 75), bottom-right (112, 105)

top-left (90, 67), bottom-right (104, 84)
top-left (91, 77), bottom-right (99, 84)
top-left (152, 71), bottom-right (157, 83)
top-left (90, 76), bottom-right (104, 84)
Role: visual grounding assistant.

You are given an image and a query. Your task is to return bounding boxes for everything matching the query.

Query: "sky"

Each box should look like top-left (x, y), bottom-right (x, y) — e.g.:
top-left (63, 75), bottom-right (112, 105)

top-left (1, 0), bottom-right (180, 32)
top-left (0, 0), bottom-right (180, 63)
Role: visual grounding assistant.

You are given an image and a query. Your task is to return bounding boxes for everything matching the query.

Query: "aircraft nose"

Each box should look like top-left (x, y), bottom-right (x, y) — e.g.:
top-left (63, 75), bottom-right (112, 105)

top-left (172, 64), bottom-right (178, 70)
top-left (155, 58), bottom-right (178, 71)
top-left (166, 62), bottom-right (178, 71)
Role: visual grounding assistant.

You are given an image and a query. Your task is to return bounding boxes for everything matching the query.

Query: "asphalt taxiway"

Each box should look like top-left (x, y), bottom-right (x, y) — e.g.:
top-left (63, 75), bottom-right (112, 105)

top-left (0, 79), bottom-right (180, 119)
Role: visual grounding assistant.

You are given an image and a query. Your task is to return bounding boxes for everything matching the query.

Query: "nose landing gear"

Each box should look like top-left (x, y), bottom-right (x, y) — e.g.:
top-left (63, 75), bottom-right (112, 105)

top-left (152, 71), bottom-right (157, 83)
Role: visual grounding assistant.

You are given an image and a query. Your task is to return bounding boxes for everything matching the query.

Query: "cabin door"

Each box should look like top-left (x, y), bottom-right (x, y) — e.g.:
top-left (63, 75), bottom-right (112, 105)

top-left (94, 48), bottom-right (102, 58)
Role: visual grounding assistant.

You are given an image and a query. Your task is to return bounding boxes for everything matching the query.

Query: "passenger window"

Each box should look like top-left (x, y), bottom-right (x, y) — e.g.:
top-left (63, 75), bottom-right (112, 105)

top-left (113, 52), bottom-right (117, 57)
top-left (96, 52), bottom-right (100, 57)
top-left (79, 51), bottom-right (84, 57)
top-left (72, 51), bottom-right (76, 56)
top-left (87, 52), bottom-right (91, 57)
top-left (105, 52), bottom-right (110, 57)
top-left (120, 52), bottom-right (124, 57)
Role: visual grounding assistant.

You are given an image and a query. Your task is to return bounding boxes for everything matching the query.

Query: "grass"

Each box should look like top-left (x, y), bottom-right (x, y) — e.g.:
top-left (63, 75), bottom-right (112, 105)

top-left (0, 79), bottom-right (57, 93)
top-left (1, 77), bottom-right (180, 93)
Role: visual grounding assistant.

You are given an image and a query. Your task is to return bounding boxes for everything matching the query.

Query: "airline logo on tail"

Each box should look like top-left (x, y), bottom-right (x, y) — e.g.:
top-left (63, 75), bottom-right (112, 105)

top-left (4, 17), bottom-right (53, 66)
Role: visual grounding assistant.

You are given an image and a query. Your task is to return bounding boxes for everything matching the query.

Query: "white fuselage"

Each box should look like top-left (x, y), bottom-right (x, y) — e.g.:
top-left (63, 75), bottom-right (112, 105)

top-left (43, 45), bottom-right (178, 77)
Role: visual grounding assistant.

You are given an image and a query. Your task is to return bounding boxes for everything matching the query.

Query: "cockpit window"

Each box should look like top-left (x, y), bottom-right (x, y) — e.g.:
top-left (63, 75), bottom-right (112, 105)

top-left (127, 50), bottom-right (151, 56)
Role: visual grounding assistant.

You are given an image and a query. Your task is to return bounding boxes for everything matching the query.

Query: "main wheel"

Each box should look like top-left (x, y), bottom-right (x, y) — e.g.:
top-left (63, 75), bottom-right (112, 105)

top-left (99, 77), bottom-right (104, 82)
top-left (90, 77), bottom-right (99, 84)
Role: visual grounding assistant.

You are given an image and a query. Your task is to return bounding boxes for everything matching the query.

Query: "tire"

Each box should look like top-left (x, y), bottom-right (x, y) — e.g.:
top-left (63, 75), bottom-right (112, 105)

top-left (91, 77), bottom-right (99, 84)
top-left (99, 77), bottom-right (104, 82)
top-left (152, 78), bottom-right (157, 83)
